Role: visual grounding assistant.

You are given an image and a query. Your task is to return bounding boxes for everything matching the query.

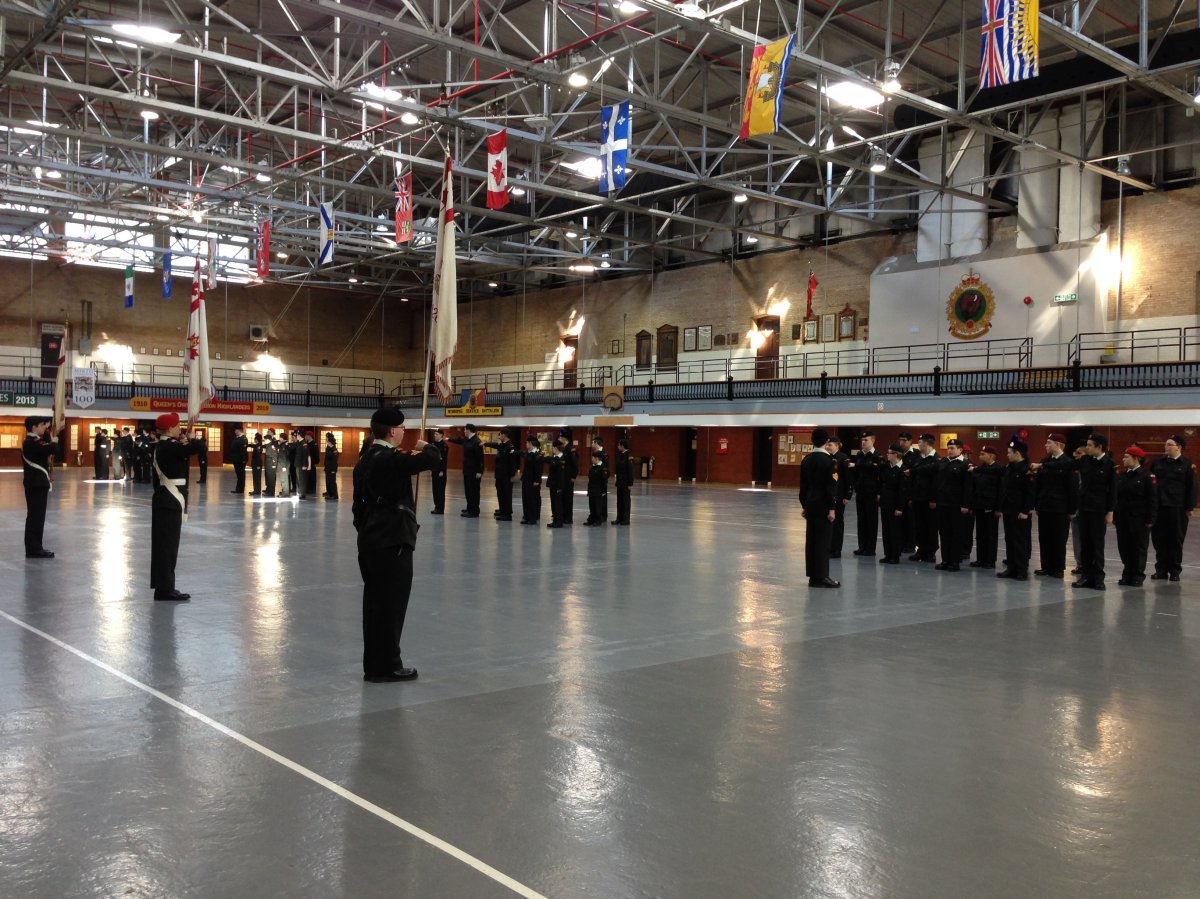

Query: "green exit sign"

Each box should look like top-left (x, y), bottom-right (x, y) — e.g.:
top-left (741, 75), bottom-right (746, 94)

top-left (0, 391), bottom-right (38, 407)
top-left (977, 430), bottom-right (1000, 439)
top-left (1053, 293), bottom-right (1078, 304)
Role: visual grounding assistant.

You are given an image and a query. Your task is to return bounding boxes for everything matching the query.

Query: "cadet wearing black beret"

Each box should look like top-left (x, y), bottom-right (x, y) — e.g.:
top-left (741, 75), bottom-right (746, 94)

top-left (22, 415), bottom-right (59, 559)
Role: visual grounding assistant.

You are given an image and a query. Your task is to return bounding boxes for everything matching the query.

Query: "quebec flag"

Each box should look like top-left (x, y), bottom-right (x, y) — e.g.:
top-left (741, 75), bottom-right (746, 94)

top-left (599, 100), bottom-right (631, 194)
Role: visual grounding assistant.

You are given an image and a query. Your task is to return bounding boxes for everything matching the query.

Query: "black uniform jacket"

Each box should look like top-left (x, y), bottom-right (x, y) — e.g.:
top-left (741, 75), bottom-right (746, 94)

top-left (484, 439), bottom-right (519, 481)
top-left (971, 462), bottom-right (1004, 511)
top-left (999, 459), bottom-right (1037, 515)
top-left (799, 449), bottom-right (839, 514)
top-left (1150, 455), bottom-right (1197, 509)
top-left (910, 453), bottom-right (939, 503)
top-left (851, 449), bottom-right (883, 498)
top-left (1035, 454), bottom-right (1079, 514)
top-left (325, 446), bottom-right (339, 473)
top-left (449, 434), bottom-right (484, 475)
top-left (1077, 453), bottom-right (1117, 514)
top-left (22, 434), bottom-right (58, 489)
top-left (353, 442), bottom-right (439, 551)
top-left (230, 434), bottom-right (249, 465)
top-left (587, 461), bottom-right (608, 493)
top-left (878, 463), bottom-right (909, 512)
top-left (521, 450), bottom-right (544, 487)
top-left (934, 456), bottom-right (973, 508)
top-left (1115, 466), bottom-right (1157, 527)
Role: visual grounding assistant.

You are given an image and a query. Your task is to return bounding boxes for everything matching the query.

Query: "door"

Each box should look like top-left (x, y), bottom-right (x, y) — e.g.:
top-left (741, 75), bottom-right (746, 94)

top-left (656, 324), bottom-right (678, 372)
top-left (753, 315), bottom-right (780, 379)
top-left (752, 426), bottom-right (774, 484)
top-left (681, 427), bottom-right (698, 481)
top-left (561, 335), bottom-right (579, 389)
top-left (40, 330), bottom-right (64, 378)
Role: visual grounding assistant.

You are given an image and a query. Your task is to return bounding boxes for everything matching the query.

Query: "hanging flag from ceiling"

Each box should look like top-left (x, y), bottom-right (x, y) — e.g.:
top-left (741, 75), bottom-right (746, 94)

top-left (430, 156), bottom-right (458, 404)
top-left (184, 260), bottom-right (214, 427)
top-left (394, 173), bottom-right (413, 243)
top-left (318, 202), bottom-right (335, 266)
top-left (124, 264), bottom-right (134, 309)
top-left (486, 129), bottom-right (510, 209)
top-left (739, 34), bottom-right (796, 140)
top-left (599, 100), bottom-right (631, 193)
top-left (256, 220), bottom-right (271, 279)
top-left (980, 0), bottom-right (1039, 89)
top-left (206, 240), bottom-right (217, 289)
top-left (52, 323), bottom-right (70, 435)
top-left (806, 270), bottom-right (818, 319)
top-left (161, 252), bottom-right (172, 299)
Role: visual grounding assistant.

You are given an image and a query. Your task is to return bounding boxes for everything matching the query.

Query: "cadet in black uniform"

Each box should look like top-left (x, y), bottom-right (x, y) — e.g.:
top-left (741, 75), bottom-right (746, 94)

top-left (93, 428), bottom-right (111, 478)
top-left (264, 434), bottom-right (278, 497)
top-left (192, 428), bottom-right (208, 484)
top-left (970, 445), bottom-right (1004, 568)
top-left (1150, 435), bottom-right (1197, 581)
top-left (150, 413), bottom-right (201, 600)
top-left (850, 431), bottom-right (883, 556)
top-left (613, 438), bottom-right (634, 525)
top-left (898, 431), bottom-right (921, 551)
top-left (449, 423), bottom-right (484, 517)
top-left (352, 407), bottom-right (439, 683)
top-left (799, 428), bottom-right (840, 587)
top-left (230, 427), bottom-right (248, 493)
top-left (997, 440), bottom-right (1036, 579)
top-left (1072, 433), bottom-right (1117, 590)
top-left (910, 434), bottom-right (940, 562)
top-left (557, 434), bottom-right (578, 525)
top-left (1116, 446), bottom-right (1158, 586)
top-left (429, 428), bottom-right (449, 514)
top-left (484, 428), bottom-right (519, 521)
top-left (546, 442), bottom-right (565, 528)
top-left (250, 433), bottom-right (264, 495)
top-left (828, 436), bottom-right (852, 558)
top-left (877, 443), bottom-right (909, 564)
top-left (520, 435), bottom-right (544, 524)
top-left (22, 415), bottom-right (58, 559)
top-left (585, 450), bottom-right (609, 525)
top-left (324, 432), bottom-right (340, 500)
top-left (1033, 432), bottom-right (1077, 578)
top-left (933, 438), bottom-right (972, 571)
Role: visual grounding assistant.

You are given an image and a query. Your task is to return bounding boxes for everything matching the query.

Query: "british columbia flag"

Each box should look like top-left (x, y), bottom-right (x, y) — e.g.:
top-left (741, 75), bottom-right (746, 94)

top-left (980, 0), bottom-right (1039, 89)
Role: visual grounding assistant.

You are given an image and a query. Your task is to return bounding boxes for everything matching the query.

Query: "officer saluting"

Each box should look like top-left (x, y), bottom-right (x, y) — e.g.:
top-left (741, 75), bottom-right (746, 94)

top-left (1116, 446), bottom-right (1157, 586)
top-left (22, 415), bottom-right (58, 559)
top-left (799, 428), bottom-right (840, 588)
top-left (1150, 435), bottom-right (1197, 582)
top-left (150, 413), bottom-right (201, 600)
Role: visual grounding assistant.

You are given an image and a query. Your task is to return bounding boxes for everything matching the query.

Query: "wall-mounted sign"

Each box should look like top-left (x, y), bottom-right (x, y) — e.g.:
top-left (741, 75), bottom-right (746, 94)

top-left (131, 397), bottom-right (271, 416)
top-left (0, 391), bottom-right (38, 407)
top-left (1053, 292), bottom-right (1078, 304)
top-left (977, 430), bottom-right (1000, 439)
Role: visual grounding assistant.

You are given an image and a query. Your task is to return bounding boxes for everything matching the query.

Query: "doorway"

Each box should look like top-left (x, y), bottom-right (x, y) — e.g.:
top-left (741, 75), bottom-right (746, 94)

top-left (561, 335), bottom-right (579, 388)
top-left (681, 427), bottom-right (698, 481)
top-left (753, 315), bottom-right (780, 379)
top-left (752, 426), bottom-right (774, 484)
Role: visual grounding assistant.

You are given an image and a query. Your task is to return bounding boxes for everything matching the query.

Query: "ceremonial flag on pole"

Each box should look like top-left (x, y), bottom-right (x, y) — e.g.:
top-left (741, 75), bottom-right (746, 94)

top-left (739, 34), bottom-right (796, 140)
top-left (124, 264), bottom-right (134, 308)
top-left (184, 260), bottom-right (214, 427)
top-left (486, 130), bottom-right (509, 209)
top-left (255, 220), bottom-right (271, 279)
top-left (52, 324), bottom-right (70, 435)
top-left (394, 173), bottom-right (413, 243)
top-left (599, 101), bottom-right (631, 193)
top-left (207, 240), bottom-right (217, 289)
top-left (806, 270), bottom-right (818, 319)
top-left (161, 252), bottom-right (172, 299)
top-left (318, 202), bottom-right (335, 266)
top-left (430, 156), bottom-right (458, 404)
top-left (980, 0), bottom-right (1039, 89)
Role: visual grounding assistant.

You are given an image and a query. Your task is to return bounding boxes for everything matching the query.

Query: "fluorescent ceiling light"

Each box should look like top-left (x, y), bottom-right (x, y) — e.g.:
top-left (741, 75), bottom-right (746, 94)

top-left (570, 264), bottom-right (596, 273)
top-left (44, 170), bottom-right (62, 179)
top-left (400, 297), bottom-right (409, 303)
top-left (565, 230), bottom-right (578, 239)
top-left (276, 251), bottom-right (287, 260)
top-left (348, 277), bottom-right (358, 283)
top-left (220, 164), bottom-right (243, 174)
top-left (112, 23), bottom-right (181, 44)
top-left (25, 119), bottom-right (60, 129)
top-left (823, 80), bottom-right (884, 109)
top-left (362, 82), bottom-right (400, 102)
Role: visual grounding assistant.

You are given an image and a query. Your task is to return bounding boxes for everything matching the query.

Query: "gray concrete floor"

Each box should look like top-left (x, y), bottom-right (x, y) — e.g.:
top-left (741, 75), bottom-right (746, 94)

top-left (2, 468), bottom-right (1198, 898)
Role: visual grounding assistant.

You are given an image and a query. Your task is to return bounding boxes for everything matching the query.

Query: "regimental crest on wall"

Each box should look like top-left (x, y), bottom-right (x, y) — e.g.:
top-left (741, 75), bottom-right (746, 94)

top-left (946, 271), bottom-right (995, 340)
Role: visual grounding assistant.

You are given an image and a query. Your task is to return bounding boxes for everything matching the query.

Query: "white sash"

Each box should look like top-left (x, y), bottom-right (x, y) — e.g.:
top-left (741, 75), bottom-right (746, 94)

top-left (22, 454), bottom-right (52, 492)
top-left (152, 452), bottom-right (188, 521)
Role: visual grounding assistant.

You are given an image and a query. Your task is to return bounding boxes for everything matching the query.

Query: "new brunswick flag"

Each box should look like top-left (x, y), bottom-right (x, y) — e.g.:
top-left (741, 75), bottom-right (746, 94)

top-left (739, 34), bottom-right (796, 140)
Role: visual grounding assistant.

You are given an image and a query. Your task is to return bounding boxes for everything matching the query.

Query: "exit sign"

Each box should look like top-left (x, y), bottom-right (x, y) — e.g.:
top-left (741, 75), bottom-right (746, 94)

top-left (1053, 293), bottom-right (1078, 304)
top-left (977, 430), bottom-right (1000, 439)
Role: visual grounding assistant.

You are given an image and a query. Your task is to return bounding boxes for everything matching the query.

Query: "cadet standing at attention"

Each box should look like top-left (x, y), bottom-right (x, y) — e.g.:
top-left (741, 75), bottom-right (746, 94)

top-left (612, 438), bottom-right (634, 525)
top-left (1150, 435), bottom-right (1197, 581)
top-left (850, 431), bottom-right (883, 557)
top-left (150, 413), bottom-right (201, 601)
top-left (585, 449), bottom-right (609, 526)
top-left (997, 440), bottom-right (1036, 580)
top-left (22, 415), bottom-right (58, 559)
top-left (1115, 446), bottom-right (1157, 586)
top-left (429, 428), bottom-right (449, 515)
top-left (828, 435), bottom-right (851, 558)
top-left (520, 434), bottom-right (544, 525)
top-left (799, 428), bottom-right (840, 588)
top-left (448, 423), bottom-right (484, 517)
top-left (484, 428), bottom-right (519, 521)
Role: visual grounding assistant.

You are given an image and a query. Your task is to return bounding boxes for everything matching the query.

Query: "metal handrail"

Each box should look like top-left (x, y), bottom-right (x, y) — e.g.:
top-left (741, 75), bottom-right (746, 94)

top-left (1067, 328), bottom-right (1187, 365)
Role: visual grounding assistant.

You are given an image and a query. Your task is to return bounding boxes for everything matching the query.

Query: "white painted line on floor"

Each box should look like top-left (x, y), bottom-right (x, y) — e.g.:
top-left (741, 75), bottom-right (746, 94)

top-left (0, 608), bottom-right (548, 899)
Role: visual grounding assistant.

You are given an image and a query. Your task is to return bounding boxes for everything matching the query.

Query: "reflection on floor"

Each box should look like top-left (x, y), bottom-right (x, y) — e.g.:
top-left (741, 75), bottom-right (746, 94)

top-left (2, 469), bottom-right (1198, 897)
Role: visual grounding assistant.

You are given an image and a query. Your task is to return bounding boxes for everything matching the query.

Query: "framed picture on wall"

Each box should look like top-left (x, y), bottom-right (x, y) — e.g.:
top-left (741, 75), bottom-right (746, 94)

top-left (697, 325), bottom-right (712, 351)
top-left (838, 305), bottom-right (857, 341)
top-left (610, 339), bottom-right (622, 354)
top-left (820, 313), bottom-right (836, 343)
top-left (802, 318), bottom-right (818, 344)
top-left (682, 327), bottom-right (697, 352)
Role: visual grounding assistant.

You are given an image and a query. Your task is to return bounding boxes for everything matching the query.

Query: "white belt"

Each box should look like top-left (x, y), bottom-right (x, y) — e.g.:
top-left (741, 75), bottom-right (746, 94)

top-left (166, 478), bottom-right (187, 486)
top-left (22, 454), bottom-right (52, 492)
top-left (152, 455), bottom-right (188, 520)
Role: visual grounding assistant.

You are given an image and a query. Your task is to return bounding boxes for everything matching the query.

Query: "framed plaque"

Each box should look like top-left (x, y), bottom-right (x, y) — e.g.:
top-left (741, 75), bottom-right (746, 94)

top-left (802, 318), bottom-right (818, 344)
top-left (682, 327), bottom-right (697, 352)
top-left (697, 325), bottom-right (712, 351)
top-left (820, 313), bottom-right (836, 343)
top-left (838, 305), bottom-right (857, 341)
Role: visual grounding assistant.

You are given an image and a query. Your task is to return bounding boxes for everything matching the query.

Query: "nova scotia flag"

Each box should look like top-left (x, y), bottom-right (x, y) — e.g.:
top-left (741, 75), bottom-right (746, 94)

top-left (599, 100), bottom-right (631, 193)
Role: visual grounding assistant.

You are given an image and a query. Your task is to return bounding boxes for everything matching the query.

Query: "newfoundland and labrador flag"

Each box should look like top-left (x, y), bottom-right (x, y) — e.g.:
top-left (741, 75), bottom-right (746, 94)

top-left (980, 0), bottom-right (1039, 89)
top-left (739, 34), bottom-right (796, 140)
top-left (124, 264), bottom-right (134, 308)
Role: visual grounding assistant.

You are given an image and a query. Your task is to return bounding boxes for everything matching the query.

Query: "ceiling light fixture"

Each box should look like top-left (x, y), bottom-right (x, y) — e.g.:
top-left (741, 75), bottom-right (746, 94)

top-left (600, 260), bottom-right (611, 268)
top-left (276, 251), bottom-right (287, 260)
top-left (140, 108), bottom-right (159, 121)
top-left (565, 230), bottom-right (578, 239)
top-left (568, 71), bottom-right (589, 88)
top-left (510, 185), bottom-right (526, 197)
top-left (881, 59), bottom-right (902, 94)
top-left (400, 109), bottom-right (420, 125)
top-left (732, 190), bottom-right (748, 203)
top-left (348, 276), bottom-right (359, 284)
top-left (488, 281), bottom-right (498, 287)
top-left (745, 235), bottom-right (759, 244)
top-left (618, 0), bottom-right (644, 12)
top-left (112, 23), bottom-right (181, 44)
top-left (44, 170), bottom-right (62, 179)
top-left (255, 171), bottom-right (271, 183)
top-left (869, 147), bottom-right (888, 173)
top-left (823, 80), bottom-right (885, 109)
top-left (1115, 155), bottom-right (1132, 176)
top-left (570, 264), bottom-right (596, 273)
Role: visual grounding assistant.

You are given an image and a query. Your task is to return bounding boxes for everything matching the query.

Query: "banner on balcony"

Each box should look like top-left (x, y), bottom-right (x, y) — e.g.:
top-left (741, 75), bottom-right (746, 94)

top-left (130, 397), bottom-right (273, 416)
top-left (71, 368), bottom-right (96, 409)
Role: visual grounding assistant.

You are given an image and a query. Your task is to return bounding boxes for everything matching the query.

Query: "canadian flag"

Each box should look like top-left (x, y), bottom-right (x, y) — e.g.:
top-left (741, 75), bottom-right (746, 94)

top-left (255, 220), bottom-right (271, 279)
top-left (486, 130), bottom-right (509, 210)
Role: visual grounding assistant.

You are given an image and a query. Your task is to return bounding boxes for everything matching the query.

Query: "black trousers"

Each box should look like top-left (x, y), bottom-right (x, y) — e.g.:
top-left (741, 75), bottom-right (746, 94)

top-left (464, 472), bottom-right (481, 514)
top-left (252, 465), bottom-right (262, 494)
top-left (1151, 508), bottom-right (1188, 576)
top-left (881, 508), bottom-right (904, 561)
top-left (937, 506), bottom-right (968, 565)
top-left (855, 493), bottom-right (879, 553)
top-left (1077, 510), bottom-right (1108, 584)
top-left (914, 503), bottom-right (938, 559)
top-left (94, 452), bottom-right (108, 479)
top-left (24, 485), bottom-right (48, 554)
top-left (1116, 518), bottom-right (1151, 582)
top-left (265, 465), bottom-right (276, 496)
top-left (615, 485), bottom-right (631, 523)
top-left (960, 511), bottom-right (975, 559)
top-left (495, 478), bottom-right (513, 516)
top-left (562, 479), bottom-right (575, 523)
top-left (803, 505), bottom-right (832, 580)
top-left (1037, 511), bottom-right (1070, 574)
top-left (234, 463), bottom-right (246, 493)
top-left (903, 503), bottom-right (917, 550)
top-left (522, 484), bottom-right (541, 522)
top-left (831, 501), bottom-right (846, 554)
top-left (326, 470), bottom-right (338, 499)
top-left (306, 469), bottom-right (317, 496)
top-left (1003, 513), bottom-right (1032, 575)
top-left (150, 494), bottom-right (184, 592)
top-left (358, 545), bottom-right (414, 676)
top-left (197, 459), bottom-right (207, 483)
top-left (588, 490), bottom-right (608, 523)
top-left (549, 488), bottom-right (564, 524)
top-left (974, 511), bottom-right (999, 564)
top-left (432, 472), bottom-right (446, 512)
